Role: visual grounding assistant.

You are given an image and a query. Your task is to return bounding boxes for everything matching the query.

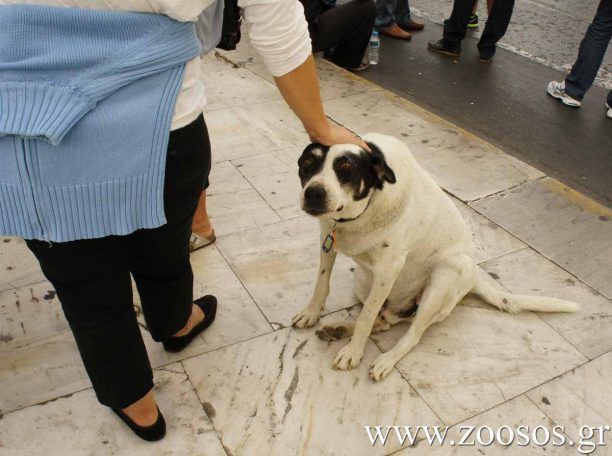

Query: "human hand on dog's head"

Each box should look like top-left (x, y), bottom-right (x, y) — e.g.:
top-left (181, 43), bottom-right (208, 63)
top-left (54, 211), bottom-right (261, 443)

top-left (309, 122), bottom-right (371, 152)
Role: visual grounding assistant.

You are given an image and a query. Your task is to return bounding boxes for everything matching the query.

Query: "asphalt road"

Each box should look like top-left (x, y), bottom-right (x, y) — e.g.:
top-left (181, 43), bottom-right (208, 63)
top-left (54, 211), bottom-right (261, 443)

top-left (411, 0), bottom-right (611, 88)
top-left (359, 1), bottom-right (612, 207)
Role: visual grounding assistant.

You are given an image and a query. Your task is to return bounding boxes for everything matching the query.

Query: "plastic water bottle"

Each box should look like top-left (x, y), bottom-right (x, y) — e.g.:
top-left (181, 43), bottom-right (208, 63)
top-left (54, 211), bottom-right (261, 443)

top-left (369, 31), bottom-right (380, 65)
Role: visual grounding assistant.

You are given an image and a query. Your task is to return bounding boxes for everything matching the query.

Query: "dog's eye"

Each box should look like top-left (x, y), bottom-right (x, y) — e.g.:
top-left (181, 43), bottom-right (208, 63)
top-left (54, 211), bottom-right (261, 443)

top-left (303, 158), bottom-right (313, 168)
top-left (338, 160), bottom-right (352, 171)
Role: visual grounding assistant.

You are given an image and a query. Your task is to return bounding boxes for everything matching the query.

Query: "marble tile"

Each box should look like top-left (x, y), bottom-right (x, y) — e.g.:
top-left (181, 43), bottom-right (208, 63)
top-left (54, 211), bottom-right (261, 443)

top-left (407, 130), bottom-right (543, 203)
top-left (200, 52), bottom-right (281, 112)
top-left (314, 57), bottom-right (382, 101)
top-left (325, 91), bottom-right (435, 139)
top-left (183, 313), bottom-right (442, 456)
top-left (0, 280), bottom-right (65, 349)
top-left (370, 305), bottom-right (587, 425)
top-left (135, 245), bottom-right (273, 368)
top-left (0, 330), bottom-right (89, 414)
top-left (230, 100), bottom-right (310, 150)
top-left (215, 29), bottom-right (261, 72)
top-left (207, 187), bottom-right (280, 237)
top-left (471, 178), bottom-right (612, 299)
top-left (481, 248), bottom-right (612, 359)
top-left (206, 108), bottom-right (279, 163)
top-left (207, 160), bottom-right (254, 196)
top-left (215, 216), bottom-right (359, 326)
top-left (394, 395), bottom-right (575, 455)
top-left (324, 92), bottom-right (544, 201)
top-left (212, 28), bottom-right (277, 79)
top-left (452, 198), bottom-right (527, 264)
top-left (0, 237), bottom-right (45, 292)
top-left (216, 31), bottom-right (381, 101)
top-left (233, 151), bottom-right (302, 220)
top-left (0, 363), bottom-right (226, 456)
top-left (526, 352), bottom-right (612, 450)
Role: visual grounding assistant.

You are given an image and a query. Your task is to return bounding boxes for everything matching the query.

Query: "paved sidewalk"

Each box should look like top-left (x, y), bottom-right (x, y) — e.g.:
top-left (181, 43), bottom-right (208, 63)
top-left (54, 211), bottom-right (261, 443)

top-left (0, 39), bottom-right (611, 455)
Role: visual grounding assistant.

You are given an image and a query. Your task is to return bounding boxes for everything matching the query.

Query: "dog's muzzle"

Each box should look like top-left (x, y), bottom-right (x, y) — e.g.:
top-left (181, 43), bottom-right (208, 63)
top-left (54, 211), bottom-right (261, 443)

top-left (303, 185), bottom-right (328, 215)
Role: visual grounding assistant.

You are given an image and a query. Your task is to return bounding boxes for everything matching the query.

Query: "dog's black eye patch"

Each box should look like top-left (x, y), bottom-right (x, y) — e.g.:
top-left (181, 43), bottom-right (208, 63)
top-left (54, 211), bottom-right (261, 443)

top-left (298, 144), bottom-right (328, 186)
top-left (333, 152), bottom-right (377, 201)
top-left (333, 156), bottom-right (354, 183)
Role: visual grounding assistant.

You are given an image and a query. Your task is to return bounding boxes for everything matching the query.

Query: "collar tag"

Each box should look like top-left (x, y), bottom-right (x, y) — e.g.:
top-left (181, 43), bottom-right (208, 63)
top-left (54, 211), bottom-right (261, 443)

top-left (322, 221), bottom-right (337, 253)
top-left (322, 231), bottom-right (335, 253)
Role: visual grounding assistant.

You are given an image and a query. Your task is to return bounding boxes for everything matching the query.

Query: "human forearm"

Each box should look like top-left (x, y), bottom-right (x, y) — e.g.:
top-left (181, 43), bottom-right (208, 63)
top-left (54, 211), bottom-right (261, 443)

top-left (274, 55), bottom-right (329, 142)
top-left (274, 55), bottom-right (369, 149)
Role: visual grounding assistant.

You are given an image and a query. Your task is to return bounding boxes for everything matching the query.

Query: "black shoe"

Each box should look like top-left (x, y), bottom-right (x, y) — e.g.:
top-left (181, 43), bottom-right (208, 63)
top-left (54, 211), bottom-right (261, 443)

top-left (467, 13), bottom-right (479, 28)
top-left (162, 295), bottom-right (217, 353)
top-left (478, 55), bottom-right (493, 63)
top-left (112, 406), bottom-right (166, 442)
top-left (427, 39), bottom-right (460, 57)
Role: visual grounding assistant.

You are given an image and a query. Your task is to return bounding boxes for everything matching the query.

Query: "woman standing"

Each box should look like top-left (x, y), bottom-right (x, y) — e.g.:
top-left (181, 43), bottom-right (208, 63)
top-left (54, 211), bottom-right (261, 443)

top-left (0, 0), bottom-right (366, 441)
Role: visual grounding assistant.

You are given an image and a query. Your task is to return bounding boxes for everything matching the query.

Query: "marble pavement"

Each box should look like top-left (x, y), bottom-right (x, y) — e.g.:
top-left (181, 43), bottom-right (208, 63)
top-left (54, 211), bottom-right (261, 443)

top-left (0, 38), bottom-right (611, 456)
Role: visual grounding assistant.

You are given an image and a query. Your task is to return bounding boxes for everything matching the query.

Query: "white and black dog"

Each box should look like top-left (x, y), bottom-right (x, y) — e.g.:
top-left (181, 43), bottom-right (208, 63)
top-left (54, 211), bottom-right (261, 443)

top-left (292, 133), bottom-right (579, 381)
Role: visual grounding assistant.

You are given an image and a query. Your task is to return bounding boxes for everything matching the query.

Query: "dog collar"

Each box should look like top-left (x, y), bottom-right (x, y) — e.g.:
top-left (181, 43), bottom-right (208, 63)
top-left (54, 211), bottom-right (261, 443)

top-left (322, 197), bottom-right (372, 253)
top-left (333, 196), bottom-right (373, 224)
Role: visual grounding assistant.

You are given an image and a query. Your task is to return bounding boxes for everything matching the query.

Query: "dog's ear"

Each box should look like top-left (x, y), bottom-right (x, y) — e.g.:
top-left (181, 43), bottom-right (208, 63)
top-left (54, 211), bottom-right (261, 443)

top-left (367, 142), bottom-right (396, 186)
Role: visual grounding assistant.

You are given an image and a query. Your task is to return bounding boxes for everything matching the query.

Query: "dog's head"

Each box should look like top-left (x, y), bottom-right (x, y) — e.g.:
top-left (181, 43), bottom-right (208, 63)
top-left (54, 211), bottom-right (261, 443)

top-left (298, 141), bottom-right (396, 220)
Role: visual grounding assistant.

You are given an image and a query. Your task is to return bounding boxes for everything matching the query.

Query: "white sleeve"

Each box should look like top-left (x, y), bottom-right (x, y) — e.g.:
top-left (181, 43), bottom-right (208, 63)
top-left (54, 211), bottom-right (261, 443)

top-left (149, 0), bottom-right (218, 22)
top-left (239, 0), bottom-right (312, 77)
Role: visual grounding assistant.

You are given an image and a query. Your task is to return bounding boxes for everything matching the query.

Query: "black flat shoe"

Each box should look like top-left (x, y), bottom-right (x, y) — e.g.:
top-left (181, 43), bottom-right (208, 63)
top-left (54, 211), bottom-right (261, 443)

top-left (112, 406), bottom-right (166, 442)
top-left (162, 295), bottom-right (217, 353)
top-left (427, 39), bottom-right (461, 57)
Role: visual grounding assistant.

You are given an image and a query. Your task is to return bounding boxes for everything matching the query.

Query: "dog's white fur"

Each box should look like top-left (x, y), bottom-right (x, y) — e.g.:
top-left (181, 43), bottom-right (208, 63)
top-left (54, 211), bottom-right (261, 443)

top-left (292, 133), bottom-right (579, 381)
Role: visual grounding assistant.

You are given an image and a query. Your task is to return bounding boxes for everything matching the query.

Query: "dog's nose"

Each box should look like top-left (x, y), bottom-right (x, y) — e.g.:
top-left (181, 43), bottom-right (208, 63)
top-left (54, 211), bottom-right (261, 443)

top-left (304, 185), bottom-right (326, 204)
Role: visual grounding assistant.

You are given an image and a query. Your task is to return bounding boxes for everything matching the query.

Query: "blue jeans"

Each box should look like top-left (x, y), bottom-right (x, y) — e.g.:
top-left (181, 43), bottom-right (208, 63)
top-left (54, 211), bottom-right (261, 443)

top-left (376, 0), bottom-right (411, 28)
top-left (564, 0), bottom-right (612, 105)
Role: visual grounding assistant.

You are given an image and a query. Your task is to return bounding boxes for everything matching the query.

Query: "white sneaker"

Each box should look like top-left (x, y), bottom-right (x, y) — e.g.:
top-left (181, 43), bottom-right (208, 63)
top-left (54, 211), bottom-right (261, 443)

top-left (547, 81), bottom-right (581, 107)
top-left (606, 101), bottom-right (612, 118)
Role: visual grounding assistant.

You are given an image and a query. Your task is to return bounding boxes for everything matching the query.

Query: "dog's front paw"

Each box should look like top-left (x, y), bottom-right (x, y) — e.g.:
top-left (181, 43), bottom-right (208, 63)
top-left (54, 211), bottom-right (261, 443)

top-left (333, 342), bottom-right (364, 370)
top-left (369, 351), bottom-right (398, 382)
top-left (292, 306), bottom-right (321, 329)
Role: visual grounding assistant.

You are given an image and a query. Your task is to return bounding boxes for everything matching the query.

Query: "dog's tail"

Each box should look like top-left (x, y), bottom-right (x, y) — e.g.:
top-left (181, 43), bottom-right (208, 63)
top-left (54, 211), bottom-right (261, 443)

top-left (471, 270), bottom-right (580, 314)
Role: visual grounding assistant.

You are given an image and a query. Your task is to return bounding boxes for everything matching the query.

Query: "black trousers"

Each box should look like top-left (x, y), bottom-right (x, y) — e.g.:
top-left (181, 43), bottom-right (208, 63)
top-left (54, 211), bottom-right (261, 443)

top-left (565, 0), bottom-right (612, 104)
top-left (310, 0), bottom-right (376, 69)
top-left (442, 0), bottom-right (515, 58)
top-left (26, 115), bottom-right (211, 409)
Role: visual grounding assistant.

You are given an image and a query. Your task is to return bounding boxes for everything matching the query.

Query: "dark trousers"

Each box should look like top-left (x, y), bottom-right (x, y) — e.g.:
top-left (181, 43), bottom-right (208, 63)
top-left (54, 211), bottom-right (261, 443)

top-left (26, 115), bottom-right (211, 409)
top-left (375, 0), bottom-right (411, 29)
top-left (310, 0), bottom-right (376, 69)
top-left (443, 0), bottom-right (515, 58)
top-left (565, 0), bottom-right (612, 104)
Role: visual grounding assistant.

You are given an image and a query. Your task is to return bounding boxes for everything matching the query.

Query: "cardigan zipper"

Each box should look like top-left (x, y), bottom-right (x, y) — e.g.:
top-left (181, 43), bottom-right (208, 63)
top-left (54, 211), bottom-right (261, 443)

top-left (19, 139), bottom-right (44, 238)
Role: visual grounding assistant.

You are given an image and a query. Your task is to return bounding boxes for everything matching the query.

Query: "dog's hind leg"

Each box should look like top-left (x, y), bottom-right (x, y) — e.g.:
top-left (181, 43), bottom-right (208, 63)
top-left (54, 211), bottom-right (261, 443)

top-left (369, 256), bottom-right (474, 381)
top-left (333, 256), bottom-right (406, 370)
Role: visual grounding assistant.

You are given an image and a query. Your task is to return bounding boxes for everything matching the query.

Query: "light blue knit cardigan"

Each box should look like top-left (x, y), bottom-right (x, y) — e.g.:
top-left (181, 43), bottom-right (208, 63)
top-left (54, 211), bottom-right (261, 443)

top-left (0, 4), bottom-right (211, 242)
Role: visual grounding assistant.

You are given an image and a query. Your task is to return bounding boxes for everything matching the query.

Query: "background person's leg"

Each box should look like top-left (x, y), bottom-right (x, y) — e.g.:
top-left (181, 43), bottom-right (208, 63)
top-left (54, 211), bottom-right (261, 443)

top-left (125, 115), bottom-right (210, 342)
top-left (26, 237), bottom-right (153, 410)
top-left (312, 0), bottom-right (376, 69)
top-left (375, 0), bottom-right (397, 29)
top-left (395, 0), bottom-right (412, 27)
top-left (477, 0), bottom-right (515, 59)
top-left (564, 0), bottom-right (612, 101)
top-left (442, 0), bottom-right (477, 46)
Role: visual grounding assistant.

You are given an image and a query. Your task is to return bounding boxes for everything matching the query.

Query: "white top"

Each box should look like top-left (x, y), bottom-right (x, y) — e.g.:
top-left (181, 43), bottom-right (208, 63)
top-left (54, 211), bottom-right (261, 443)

top-left (0, 0), bottom-right (311, 130)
